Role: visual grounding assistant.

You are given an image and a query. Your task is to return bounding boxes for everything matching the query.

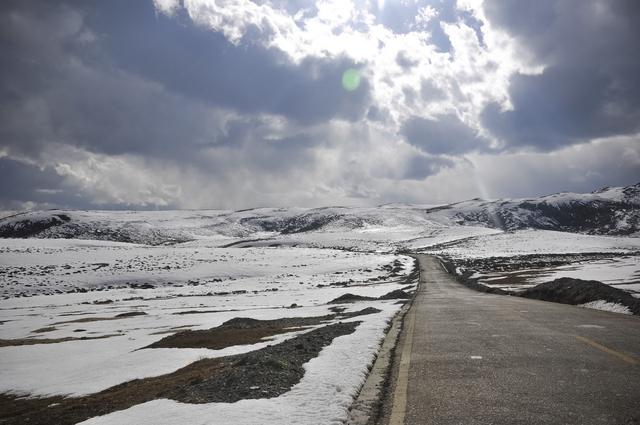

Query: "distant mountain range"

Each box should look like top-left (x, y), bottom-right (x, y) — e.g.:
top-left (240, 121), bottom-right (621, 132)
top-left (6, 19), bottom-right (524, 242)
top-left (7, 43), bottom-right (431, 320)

top-left (0, 183), bottom-right (638, 244)
top-left (428, 183), bottom-right (639, 235)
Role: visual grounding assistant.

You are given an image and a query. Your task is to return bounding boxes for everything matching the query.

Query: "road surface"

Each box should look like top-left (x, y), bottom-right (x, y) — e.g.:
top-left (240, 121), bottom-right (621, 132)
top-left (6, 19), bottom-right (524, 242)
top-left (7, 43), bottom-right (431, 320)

top-left (381, 255), bottom-right (640, 425)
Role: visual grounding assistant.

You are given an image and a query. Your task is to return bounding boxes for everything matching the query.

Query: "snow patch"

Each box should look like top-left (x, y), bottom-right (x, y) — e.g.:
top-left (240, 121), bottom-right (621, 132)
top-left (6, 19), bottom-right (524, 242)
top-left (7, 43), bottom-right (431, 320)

top-left (579, 300), bottom-right (633, 315)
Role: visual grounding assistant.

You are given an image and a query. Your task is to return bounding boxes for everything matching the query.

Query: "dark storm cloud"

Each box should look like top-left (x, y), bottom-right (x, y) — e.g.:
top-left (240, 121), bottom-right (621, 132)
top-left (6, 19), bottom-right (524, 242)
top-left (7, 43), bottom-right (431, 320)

top-left (0, 157), bottom-right (175, 210)
top-left (0, 0), bottom-right (221, 159)
top-left (0, 0), bottom-right (370, 162)
top-left (0, 158), bottom-right (61, 202)
top-left (2, 0), bottom-right (636, 210)
top-left (481, 0), bottom-right (640, 151)
top-left (0, 158), bottom-right (77, 209)
top-left (476, 137), bottom-right (640, 200)
top-left (481, 67), bottom-right (640, 150)
top-left (401, 114), bottom-right (489, 155)
top-left (85, 0), bottom-right (369, 125)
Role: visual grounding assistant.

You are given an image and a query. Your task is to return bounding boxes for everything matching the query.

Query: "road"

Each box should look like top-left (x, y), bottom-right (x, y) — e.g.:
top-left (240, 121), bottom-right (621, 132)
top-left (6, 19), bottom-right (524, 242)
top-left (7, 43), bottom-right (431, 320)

top-left (381, 255), bottom-right (640, 425)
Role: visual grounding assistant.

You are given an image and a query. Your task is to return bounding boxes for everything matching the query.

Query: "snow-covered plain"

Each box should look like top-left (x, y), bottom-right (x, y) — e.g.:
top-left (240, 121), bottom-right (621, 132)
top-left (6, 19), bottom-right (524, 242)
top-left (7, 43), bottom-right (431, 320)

top-left (0, 241), bottom-right (415, 392)
top-left (0, 234), bottom-right (419, 425)
top-left (0, 238), bottom-right (411, 299)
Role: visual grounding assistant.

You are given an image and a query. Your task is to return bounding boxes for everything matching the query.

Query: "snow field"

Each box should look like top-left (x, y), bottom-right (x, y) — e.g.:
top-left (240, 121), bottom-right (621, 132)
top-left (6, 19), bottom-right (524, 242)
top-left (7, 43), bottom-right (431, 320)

top-left (0, 240), bottom-right (415, 420)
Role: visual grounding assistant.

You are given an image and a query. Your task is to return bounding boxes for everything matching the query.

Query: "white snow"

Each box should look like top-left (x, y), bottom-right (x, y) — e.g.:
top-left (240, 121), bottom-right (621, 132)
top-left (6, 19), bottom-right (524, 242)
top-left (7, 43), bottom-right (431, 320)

top-left (0, 239), bottom-right (409, 298)
top-left (0, 239), bottom-right (416, 408)
top-left (579, 300), bottom-right (633, 315)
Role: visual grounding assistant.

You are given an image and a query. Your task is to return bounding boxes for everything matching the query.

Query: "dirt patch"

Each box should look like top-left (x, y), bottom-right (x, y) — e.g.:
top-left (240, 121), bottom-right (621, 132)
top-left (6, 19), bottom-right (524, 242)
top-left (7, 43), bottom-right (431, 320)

top-left (436, 253), bottom-right (639, 291)
top-left (146, 308), bottom-right (380, 350)
top-left (342, 307), bottom-right (381, 318)
top-left (330, 294), bottom-right (377, 303)
top-left (32, 326), bottom-right (57, 334)
top-left (219, 237), bottom-right (270, 248)
top-left (439, 255), bottom-right (640, 315)
top-left (437, 252), bottom-right (625, 273)
top-left (438, 257), bottom-right (510, 295)
top-left (114, 311), bottom-right (147, 318)
top-left (145, 318), bottom-right (314, 350)
top-left (519, 277), bottom-right (640, 315)
top-left (52, 311), bottom-right (146, 325)
top-left (399, 258), bottom-right (420, 286)
top-left (0, 334), bottom-right (119, 347)
top-left (148, 325), bottom-right (194, 335)
top-left (172, 309), bottom-right (233, 315)
top-left (0, 321), bottom-right (359, 425)
top-left (329, 289), bottom-right (413, 304)
top-left (378, 289), bottom-right (411, 300)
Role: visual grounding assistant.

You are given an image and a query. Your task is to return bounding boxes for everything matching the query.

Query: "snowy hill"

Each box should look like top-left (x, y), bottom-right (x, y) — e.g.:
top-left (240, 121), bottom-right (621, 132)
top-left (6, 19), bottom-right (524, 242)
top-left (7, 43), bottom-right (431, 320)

top-left (0, 206), bottom-right (444, 246)
top-left (429, 183), bottom-right (640, 236)
top-left (0, 183), bottom-right (638, 245)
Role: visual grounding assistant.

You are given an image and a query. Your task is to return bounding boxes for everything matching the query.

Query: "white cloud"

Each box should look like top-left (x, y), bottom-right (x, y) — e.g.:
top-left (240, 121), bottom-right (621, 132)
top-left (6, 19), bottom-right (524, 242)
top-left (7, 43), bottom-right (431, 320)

top-left (414, 5), bottom-right (438, 29)
top-left (153, 0), bottom-right (181, 16)
top-left (165, 0), bottom-right (528, 135)
top-left (18, 130), bottom-right (640, 210)
top-left (48, 146), bottom-right (183, 207)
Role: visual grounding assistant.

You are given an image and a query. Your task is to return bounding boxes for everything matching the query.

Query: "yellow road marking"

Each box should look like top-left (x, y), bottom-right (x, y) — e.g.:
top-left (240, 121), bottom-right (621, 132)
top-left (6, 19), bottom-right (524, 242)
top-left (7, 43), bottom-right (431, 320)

top-left (389, 304), bottom-right (417, 425)
top-left (575, 335), bottom-right (639, 366)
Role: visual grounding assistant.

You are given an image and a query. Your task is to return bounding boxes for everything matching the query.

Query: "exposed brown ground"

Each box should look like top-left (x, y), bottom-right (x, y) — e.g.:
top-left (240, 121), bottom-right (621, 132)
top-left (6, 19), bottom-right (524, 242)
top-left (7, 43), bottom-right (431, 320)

top-left (52, 311), bottom-right (146, 325)
top-left (0, 334), bottom-right (119, 347)
top-left (31, 326), bottom-right (57, 333)
top-left (145, 307), bottom-right (380, 350)
top-left (146, 316), bottom-right (326, 350)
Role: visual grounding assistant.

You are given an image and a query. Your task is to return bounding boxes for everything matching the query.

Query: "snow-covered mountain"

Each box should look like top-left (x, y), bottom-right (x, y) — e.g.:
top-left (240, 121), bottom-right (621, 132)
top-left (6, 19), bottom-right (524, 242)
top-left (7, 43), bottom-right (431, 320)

top-left (431, 183), bottom-right (639, 236)
top-left (0, 183), bottom-right (638, 244)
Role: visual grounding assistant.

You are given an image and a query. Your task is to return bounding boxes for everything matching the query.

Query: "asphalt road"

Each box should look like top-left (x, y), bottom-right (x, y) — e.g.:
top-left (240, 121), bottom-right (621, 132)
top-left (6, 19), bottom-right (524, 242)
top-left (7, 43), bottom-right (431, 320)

top-left (383, 255), bottom-right (640, 425)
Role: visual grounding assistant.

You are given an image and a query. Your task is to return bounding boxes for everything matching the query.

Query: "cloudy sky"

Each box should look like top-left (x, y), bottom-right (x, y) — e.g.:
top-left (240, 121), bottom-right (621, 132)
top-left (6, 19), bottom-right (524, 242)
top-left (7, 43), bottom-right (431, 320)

top-left (1, 0), bottom-right (639, 210)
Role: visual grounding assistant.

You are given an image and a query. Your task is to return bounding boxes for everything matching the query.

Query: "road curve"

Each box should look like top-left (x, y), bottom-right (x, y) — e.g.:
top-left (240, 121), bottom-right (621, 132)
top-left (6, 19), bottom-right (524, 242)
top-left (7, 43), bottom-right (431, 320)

top-left (382, 255), bottom-right (640, 425)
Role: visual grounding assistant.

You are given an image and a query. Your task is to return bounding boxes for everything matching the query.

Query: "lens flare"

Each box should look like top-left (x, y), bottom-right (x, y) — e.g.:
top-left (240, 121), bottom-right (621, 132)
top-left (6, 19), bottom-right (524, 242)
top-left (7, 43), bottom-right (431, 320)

top-left (342, 69), bottom-right (361, 91)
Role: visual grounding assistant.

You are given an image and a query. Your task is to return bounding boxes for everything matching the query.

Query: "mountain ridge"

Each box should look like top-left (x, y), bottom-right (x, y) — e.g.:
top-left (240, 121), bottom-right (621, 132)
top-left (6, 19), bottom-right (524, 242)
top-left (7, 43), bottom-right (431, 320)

top-left (0, 183), bottom-right (637, 244)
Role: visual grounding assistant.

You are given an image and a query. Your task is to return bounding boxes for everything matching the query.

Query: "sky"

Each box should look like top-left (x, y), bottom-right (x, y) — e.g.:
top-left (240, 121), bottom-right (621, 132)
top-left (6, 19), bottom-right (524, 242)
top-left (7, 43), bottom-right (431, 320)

top-left (1, 0), bottom-right (639, 210)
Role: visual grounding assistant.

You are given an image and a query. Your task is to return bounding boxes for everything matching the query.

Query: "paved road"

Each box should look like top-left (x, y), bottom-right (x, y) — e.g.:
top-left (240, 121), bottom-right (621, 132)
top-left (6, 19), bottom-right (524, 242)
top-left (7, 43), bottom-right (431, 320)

top-left (384, 255), bottom-right (640, 425)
